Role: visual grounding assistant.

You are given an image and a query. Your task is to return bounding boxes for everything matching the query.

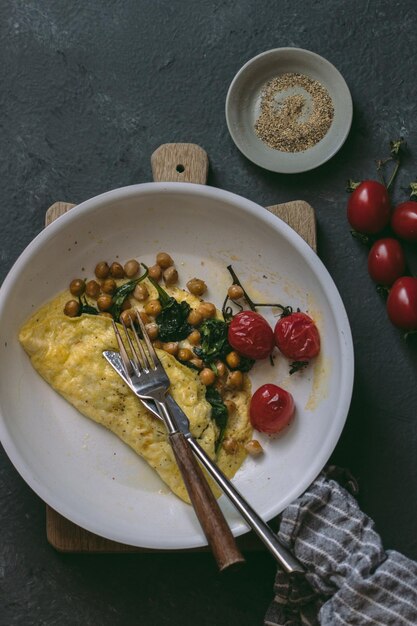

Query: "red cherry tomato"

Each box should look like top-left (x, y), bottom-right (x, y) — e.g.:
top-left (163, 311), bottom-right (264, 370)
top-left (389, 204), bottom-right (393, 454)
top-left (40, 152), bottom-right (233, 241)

top-left (391, 201), bottom-right (417, 242)
top-left (367, 238), bottom-right (406, 286)
top-left (250, 384), bottom-right (295, 434)
top-left (228, 311), bottom-right (274, 359)
top-left (386, 277), bottom-right (417, 330)
top-left (347, 180), bottom-right (391, 234)
top-left (274, 312), bottom-right (320, 360)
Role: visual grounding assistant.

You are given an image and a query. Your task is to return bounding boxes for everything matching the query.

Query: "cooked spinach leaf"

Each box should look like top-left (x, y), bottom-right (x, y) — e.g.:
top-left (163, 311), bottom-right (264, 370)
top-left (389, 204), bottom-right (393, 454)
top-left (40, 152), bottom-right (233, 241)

top-left (147, 273), bottom-right (192, 342)
top-left (156, 298), bottom-right (192, 342)
top-left (194, 319), bottom-right (230, 363)
top-left (235, 354), bottom-right (255, 372)
top-left (195, 318), bottom-right (255, 372)
top-left (205, 385), bottom-right (228, 451)
top-left (110, 265), bottom-right (149, 320)
top-left (79, 296), bottom-right (99, 316)
top-left (146, 271), bottom-right (171, 307)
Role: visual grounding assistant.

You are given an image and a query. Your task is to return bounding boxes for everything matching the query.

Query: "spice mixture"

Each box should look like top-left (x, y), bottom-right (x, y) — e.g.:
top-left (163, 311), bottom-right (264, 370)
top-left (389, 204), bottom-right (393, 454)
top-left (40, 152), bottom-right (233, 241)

top-left (254, 72), bottom-right (334, 153)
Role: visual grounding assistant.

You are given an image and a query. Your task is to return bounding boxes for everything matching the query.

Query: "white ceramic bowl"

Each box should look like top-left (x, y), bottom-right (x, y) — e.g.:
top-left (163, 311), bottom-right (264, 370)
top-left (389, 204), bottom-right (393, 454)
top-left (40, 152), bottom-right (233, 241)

top-left (0, 183), bottom-right (354, 548)
top-left (226, 47), bottom-right (353, 173)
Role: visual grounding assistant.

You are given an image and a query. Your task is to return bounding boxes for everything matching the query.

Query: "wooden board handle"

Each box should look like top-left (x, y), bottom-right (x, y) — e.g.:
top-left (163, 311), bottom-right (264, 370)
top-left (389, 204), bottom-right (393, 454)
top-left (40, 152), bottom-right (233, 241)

top-left (151, 143), bottom-right (209, 184)
top-left (267, 201), bottom-right (317, 252)
top-left (169, 432), bottom-right (244, 571)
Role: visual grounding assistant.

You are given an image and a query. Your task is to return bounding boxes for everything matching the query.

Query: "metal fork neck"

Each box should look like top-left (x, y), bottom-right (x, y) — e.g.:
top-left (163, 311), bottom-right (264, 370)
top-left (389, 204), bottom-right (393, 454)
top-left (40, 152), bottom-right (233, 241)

top-left (154, 398), bottom-right (178, 434)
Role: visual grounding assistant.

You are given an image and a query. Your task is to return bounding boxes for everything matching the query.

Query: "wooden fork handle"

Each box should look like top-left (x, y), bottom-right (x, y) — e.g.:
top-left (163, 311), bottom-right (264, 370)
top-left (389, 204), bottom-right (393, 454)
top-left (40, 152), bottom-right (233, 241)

top-left (169, 431), bottom-right (245, 571)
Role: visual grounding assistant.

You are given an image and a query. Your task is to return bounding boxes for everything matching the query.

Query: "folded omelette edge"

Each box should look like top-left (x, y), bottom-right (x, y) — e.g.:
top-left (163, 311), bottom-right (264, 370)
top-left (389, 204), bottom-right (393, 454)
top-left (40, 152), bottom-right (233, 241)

top-left (18, 291), bottom-right (252, 503)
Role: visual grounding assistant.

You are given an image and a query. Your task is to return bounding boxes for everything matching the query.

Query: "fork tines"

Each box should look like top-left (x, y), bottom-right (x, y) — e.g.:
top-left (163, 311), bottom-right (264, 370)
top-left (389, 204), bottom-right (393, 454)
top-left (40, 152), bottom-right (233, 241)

top-left (112, 308), bottom-right (158, 376)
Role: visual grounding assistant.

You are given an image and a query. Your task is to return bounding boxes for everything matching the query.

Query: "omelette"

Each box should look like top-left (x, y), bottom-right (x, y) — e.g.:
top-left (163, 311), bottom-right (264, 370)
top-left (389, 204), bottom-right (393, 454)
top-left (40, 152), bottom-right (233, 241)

top-left (19, 286), bottom-right (253, 503)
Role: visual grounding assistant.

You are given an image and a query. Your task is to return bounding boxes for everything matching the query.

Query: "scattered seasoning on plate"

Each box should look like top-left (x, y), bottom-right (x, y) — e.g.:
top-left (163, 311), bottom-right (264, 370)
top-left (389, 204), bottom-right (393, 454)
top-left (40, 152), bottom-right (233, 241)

top-left (254, 72), bottom-right (334, 153)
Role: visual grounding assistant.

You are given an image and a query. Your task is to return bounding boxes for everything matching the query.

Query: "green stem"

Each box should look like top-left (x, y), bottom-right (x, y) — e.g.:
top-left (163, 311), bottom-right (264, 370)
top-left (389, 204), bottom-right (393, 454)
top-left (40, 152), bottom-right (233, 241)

top-left (226, 265), bottom-right (257, 311)
top-left (225, 265), bottom-right (292, 315)
top-left (375, 159), bottom-right (388, 187)
top-left (386, 159), bottom-right (400, 190)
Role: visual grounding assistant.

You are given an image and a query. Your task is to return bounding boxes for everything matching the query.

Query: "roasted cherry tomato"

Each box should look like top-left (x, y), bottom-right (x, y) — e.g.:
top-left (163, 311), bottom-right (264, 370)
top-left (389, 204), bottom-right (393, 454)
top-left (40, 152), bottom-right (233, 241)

top-left (367, 238), bottom-right (406, 286)
top-left (228, 311), bottom-right (274, 359)
top-left (386, 277), bottom-right (417, 330)
top-left (391, 201), bottom-right (417, 242)
top-left (347, 180), bottom-right (391, 234)
top-left (274, 312), bottom-right (320, 360)
top-left (250, 384), bottom-right (295, 434)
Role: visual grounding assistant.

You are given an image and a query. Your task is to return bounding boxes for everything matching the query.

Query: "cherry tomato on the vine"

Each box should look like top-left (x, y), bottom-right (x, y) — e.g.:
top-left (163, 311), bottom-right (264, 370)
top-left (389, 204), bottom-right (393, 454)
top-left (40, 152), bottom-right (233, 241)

top-left (274, 312), bottom-right (320, 360)
top-left (228, 310), bottom-right (274, 360)
top-left (347, 180), bottom-right (391, 234)
top-left (367, 238), bottom-right (406, 286)
top-left (386, 277), bottom-right (417, 330)
top-left (250, 384), bottom-right (295, 434)
top-left (391, 201), bottom-right (417, 242)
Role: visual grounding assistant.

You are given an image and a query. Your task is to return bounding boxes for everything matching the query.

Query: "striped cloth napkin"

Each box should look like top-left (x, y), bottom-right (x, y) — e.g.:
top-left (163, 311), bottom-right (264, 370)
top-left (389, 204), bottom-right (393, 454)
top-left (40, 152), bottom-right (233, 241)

top-left (264, 467), bottom-right (417, 626)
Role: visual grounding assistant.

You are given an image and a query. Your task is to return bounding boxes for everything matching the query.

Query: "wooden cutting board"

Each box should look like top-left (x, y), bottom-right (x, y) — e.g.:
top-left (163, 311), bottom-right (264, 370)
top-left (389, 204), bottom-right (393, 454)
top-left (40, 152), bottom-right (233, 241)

top-left (44, 143), bottom-right (316, 552)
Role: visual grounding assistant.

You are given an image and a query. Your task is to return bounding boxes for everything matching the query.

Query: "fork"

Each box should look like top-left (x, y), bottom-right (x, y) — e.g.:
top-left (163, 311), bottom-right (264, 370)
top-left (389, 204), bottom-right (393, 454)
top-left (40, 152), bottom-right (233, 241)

top-left (112, 313), bottom-right (245, 571)
top-left (104, 353), bottom-right (305, 575)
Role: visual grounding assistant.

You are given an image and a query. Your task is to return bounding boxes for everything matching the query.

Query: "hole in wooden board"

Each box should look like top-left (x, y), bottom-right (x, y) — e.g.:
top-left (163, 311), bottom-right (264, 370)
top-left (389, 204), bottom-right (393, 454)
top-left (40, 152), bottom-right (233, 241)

top-left (176, 164), bottom-right (185, 173)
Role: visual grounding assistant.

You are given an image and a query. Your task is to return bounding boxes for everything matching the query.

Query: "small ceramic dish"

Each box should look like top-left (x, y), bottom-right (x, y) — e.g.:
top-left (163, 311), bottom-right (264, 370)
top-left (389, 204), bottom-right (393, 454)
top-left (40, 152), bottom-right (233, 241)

top-left (225, 47), bottom-right (353, 174)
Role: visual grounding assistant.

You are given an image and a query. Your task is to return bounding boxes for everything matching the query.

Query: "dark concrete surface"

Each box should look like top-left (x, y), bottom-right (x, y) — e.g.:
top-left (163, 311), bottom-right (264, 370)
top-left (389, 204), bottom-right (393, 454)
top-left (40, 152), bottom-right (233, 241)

top-left (1, 1), bottom-right (417, 624)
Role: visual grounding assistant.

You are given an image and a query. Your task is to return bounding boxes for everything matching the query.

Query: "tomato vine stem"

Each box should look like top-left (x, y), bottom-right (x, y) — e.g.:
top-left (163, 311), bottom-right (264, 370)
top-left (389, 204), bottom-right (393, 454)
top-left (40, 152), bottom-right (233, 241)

top-left (386, 159), bottom-right (400, 190)
top-left (409, 182), bottom-right (417, 200)
top-left (225, 265), bottom-right (292, 316)
top-left (373, 138), bottom-right (406, 191)
top-left (387, 138), bottom-right (406, 190)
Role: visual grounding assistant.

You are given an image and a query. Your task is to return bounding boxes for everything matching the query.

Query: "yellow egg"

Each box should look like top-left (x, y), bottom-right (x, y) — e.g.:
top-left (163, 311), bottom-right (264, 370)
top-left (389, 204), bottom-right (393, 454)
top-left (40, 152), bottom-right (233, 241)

top-left (19, 287), bottom-right (252, 503)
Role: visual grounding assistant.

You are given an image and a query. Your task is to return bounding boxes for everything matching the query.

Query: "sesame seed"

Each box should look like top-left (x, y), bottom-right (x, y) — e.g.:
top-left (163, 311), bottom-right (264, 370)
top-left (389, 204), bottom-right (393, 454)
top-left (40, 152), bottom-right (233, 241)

top-left (254, 72), bottom-right (334, 152)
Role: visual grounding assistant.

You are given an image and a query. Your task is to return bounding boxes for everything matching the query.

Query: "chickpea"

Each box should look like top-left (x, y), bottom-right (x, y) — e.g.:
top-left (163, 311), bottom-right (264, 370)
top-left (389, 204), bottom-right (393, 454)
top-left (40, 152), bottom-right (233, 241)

top-left (138, 311), bottom-right (150, 325)
top-left (199, 367), bottom-right (216, 386)
top-left (244, 440), bottom-right (264, 456)
top-left (145, 322), bottom-right (159, 340)
top-left (226, 370), bottom-right (243, 390)
top-left (110, 262), bottom-right (125, 279)
top-left (148, 264), bottom-right (162, 281)
top-left (162, 342), bottom-right (179, 356)
top-left (121, 298), bottom-right (132, 311)
top-left (119, 309), bottom-right (136, 326)
top-left (133, 283), bottom-right (149, 301)
top-left (101, 278), bottom-right (117, 294)
top-left (97, 294), bottom-right (113, 311)
top-left (178, 348), bottom-right (193, 361)
top-left (224, 399), bottom-right (237, 415)
top-left (189, 357), bottom-right (204, 370)
top-left (163, 266), bottom-right (178, 285)
top-left (153, 340), bottom-right (163, 350)
top-left (156, 252), bottom-right (173, 269)
top-left (97, 293), bottom-right (113, 311)
top-left (144, 299), bottom-right (162, 317)
top-left (215, 361), bottom-right (227, 377)
top-left (214, 379), bottom-right (224, 394)
top-left (187, 329), bottom-right (201, 345)
top-left (95, 261), bottom-right (110, 279)
top-left (187, 309), bottom-right (203, 326)
top-left (222, 438), bottom-right (239, 455)
top-left (85, 279), bottom-right (101, 299)
top-left (124, 259), bottom-right (140, 278)
top-left (227, 284), bottom-right (244, 300)
top-left (226, 351), bottom-right (241, 369)
top-left (69, 278), bottom-right (85, 297)
top-left (187, 278), bottom-right (207, 296)
top-left (64, 299), bottom-right (80, 317)
top-left (197, 301), bottom-right (216, 319)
